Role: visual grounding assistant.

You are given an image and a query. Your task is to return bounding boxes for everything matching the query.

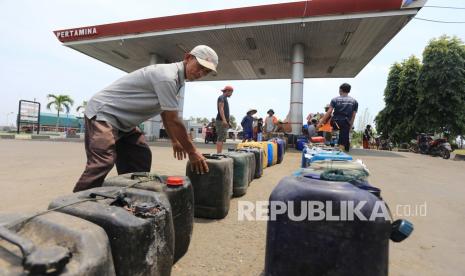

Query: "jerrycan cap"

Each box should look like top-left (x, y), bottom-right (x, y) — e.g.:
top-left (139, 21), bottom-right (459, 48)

top-left (166, 176), bottom-right (184, 187)
top-left (390, 219), bottom-right (414, 242)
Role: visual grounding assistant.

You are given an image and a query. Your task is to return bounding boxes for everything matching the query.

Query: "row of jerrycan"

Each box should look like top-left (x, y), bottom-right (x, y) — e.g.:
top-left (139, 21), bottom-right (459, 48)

top-left (237, 139), bottom-right (285, 167)
top-left (1, 173), bottom-right (194, 276)
top-left (301, 144), bottom-right (353, 167)
top-left (187, 138), bottom-right (287, 220)
top-left (186, 150), bottom-right (259, 219)
top-left (265, 161), bottom-right (414, 276)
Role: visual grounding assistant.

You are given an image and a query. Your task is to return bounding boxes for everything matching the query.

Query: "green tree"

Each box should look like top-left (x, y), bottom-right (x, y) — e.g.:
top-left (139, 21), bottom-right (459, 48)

top-left (76, 100), bottom-right (87, 114)
top-left (415, 35), bottom-right (465, 137)
top-left (46, 94), bottom-right (74, 132)
top-left (393, 55), bottom-right (422, 143)
top-left (375, 63), bottom-right (403, 139)
top-left (195, 117), bottom-right (209, 125)
top-left (375, 56), bottom-right (421, 144)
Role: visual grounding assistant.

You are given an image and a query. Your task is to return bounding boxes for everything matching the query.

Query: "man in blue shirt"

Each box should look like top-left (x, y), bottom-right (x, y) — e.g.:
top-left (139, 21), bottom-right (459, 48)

top-left (318, 83), bottom-right (358, 152)
top-left (241, 109), bottom-right (257, 142)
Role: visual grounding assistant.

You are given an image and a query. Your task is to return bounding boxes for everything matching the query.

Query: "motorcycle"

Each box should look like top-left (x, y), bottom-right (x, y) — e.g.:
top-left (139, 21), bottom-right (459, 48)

top-left (204, 126), bottom-right (217, 144)
top-left (417, 133), bottom-right (451, 159)
top-left (375, 135), bottom-right (393, 151)
top-left (408, 139), bottom-right (419, 153)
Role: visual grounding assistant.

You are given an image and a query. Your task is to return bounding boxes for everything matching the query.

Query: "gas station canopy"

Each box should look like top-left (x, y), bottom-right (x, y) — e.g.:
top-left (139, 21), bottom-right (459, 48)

top-left (54, 0), bottom-right (425, 80)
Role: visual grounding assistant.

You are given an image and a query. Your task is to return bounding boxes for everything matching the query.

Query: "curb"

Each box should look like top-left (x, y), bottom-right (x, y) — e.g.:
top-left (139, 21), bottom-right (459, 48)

top-left (454, 154), bottom-right (465, 161)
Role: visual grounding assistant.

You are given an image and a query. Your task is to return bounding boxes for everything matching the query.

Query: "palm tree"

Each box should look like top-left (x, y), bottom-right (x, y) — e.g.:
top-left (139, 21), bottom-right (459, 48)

top-left (46, 94), bottom-right (74, 132)
top-left (76, 100), bottom-right (88, 114)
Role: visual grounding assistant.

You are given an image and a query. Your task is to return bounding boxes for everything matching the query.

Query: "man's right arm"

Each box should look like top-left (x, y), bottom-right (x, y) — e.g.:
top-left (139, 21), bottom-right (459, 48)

top-left (161, 111), bottom-right (208, 174)
top-left (350, 100), bottom-right (358, 129)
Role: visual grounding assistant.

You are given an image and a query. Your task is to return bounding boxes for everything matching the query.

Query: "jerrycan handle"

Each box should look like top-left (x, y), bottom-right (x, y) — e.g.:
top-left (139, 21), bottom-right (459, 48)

top-left (202, 153), bottom-right (228, 160)
top-left (0, 226), bottom-right (35, 260)
top-left (302, 174), bottom-right (321, 180)
top-left (0, 226), bottom-right (71, 274)
top-left (131, 172), bottom-right (163, 183)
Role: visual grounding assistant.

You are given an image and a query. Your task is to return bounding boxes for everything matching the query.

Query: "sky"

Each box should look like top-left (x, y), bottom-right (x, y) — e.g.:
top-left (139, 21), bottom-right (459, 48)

top-left (0, 0), bottom-right (464, 129)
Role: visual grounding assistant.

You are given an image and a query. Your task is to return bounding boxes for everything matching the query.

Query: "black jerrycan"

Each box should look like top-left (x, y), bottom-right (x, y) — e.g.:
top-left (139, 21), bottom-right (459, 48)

top-left (265, 175), bottom-right (413, 276)
top-left (224, 151), bottom-right (253, 196)
top-left (103, 172), bottom-right (193, 264)
top-left (237, 147), bottom-right (264, 179)
top-left (48, 186), bottom-right (174, 276)
top-left (0, 212), bottom-right (115, 276)
top-left (186, 154), bottom-right (233, 219)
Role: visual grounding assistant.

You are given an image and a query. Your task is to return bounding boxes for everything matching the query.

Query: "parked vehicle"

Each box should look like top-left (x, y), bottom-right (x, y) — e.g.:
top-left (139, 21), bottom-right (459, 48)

top-left (376, 136), bottom-right (393, 151)
top-left (204, 126), bottom-right (217, 144)
top-left (409, 139), bottom-right (419, 153)
top-left (417, 133), bottom-right (451, 159)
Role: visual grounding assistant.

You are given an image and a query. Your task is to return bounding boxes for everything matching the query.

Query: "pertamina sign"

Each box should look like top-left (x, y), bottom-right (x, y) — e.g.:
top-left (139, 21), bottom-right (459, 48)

top-left (55, 27), bottom-right (98, 40)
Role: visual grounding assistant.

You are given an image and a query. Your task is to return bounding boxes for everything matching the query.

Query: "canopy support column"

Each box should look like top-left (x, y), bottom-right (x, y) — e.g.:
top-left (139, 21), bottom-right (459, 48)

top-left (289, 43), bottom-right (305, 135)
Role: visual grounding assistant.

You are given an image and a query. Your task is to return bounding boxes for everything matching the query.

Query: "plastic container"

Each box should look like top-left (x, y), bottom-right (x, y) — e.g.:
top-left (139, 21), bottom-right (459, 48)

top-left (224, 151), bottom-right (252, 197)
top-left (237, 142), bottom-right (268, 169)
top-left (309, 151), bottom-right (353, 163)
top-left (270, 138), bottom-right (285, 164)
top-left (231, 150), bottom-right (256, 184)
top-left (301, 145), bottom-right (341, 167)
top-left (256, 142), bottom-right (275, 167)
top-left (265, 176), bottom-right (393, 276)
top-left (310, 160), bottom-right (369, 175)
top-left (296, 136), bottom-right (308, 151)
top-left (0, 212), bottom-right (115, 276)
top-left (269, 142), bottom-right (278, 165)
top-left (186, 154), bottom-right (233, 219)
top-left (301, 147), bottom-right (353, 167)
top-left (293, 168), bottom-right (379, 198)
top-left (237, 147), bottom-right (264, 179)
top-left (103, 172), bottom-right (193, 264)
top-left (48, 187), bottom-right (174, 276)
top-left (310, 136), bottom-right (325, 143)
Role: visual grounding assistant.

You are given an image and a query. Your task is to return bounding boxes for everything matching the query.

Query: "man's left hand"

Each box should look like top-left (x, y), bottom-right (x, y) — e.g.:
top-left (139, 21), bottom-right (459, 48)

top-left (172, 141), bottom-right (187, 160)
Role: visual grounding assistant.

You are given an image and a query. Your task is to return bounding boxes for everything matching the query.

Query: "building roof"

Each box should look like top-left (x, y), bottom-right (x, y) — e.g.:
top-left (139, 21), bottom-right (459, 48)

top-left (39, 113), bottom-right (81, 128)
top-left (54, 0), bottom-right (425, 79)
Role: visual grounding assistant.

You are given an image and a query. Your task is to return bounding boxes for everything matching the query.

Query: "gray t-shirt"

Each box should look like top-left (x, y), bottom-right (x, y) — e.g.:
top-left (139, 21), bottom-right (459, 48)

top-left (85, 62), bottom-right (185, 132)
top-left (330, 95), bottom-right (358, 121)
top-left (307, 124), bottom-right (317, 137)
top-left (216, 95), bottom-right (230, 122)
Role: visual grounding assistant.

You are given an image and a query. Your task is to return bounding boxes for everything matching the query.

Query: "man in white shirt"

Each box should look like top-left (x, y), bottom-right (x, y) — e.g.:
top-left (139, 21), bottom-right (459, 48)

top-left (74, 45), bottom-right (218, 192)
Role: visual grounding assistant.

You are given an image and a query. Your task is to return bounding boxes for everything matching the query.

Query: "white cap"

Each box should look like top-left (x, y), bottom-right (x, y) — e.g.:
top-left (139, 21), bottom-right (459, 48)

top-left (190, 45), bottom-right (218, 72)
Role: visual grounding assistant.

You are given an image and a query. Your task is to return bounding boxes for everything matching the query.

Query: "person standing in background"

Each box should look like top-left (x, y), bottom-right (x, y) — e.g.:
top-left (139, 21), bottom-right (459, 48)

top-left (363, 125), bottom-right (373, 149)
top-left (215, 86), bottom-right (233, 153)
top-left (241, 109), bottom-right (256, 142)
top-left (256, 118), bottom-right (264, 141)
top-left (318, 83), bottom-right (358, 152)
top-left (264, 109), bottom-right (278, 140)
top-left (307, 119), bottom-right (318, 138)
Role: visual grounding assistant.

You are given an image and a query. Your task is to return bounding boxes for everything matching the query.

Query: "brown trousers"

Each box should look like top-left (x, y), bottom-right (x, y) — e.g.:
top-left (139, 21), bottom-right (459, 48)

top-left (73, 117), bottom-right (152, 192)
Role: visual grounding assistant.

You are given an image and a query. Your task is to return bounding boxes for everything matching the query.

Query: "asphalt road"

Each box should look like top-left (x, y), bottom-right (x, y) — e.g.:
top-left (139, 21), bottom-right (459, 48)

top-left (1, 140), bottom-right (464, 275)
